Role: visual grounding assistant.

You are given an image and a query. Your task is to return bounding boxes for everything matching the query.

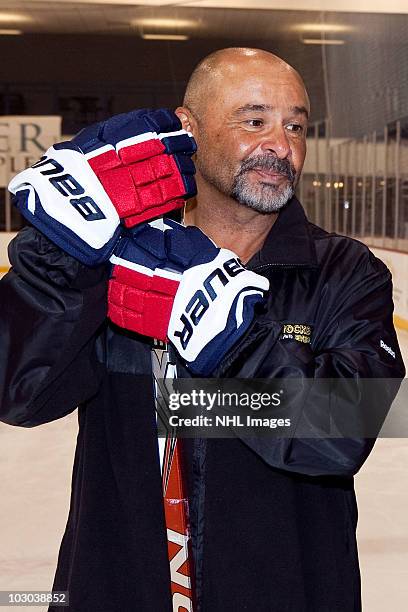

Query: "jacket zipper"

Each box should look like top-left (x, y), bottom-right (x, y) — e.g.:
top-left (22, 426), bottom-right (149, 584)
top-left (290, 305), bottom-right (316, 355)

top-left (250, 262), bottom-right (318, 272)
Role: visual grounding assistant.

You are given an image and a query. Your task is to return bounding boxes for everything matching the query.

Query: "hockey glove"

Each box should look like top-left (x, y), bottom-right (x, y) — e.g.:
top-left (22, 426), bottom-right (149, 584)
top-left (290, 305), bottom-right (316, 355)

top-left (9, 141), bottom-right (122, 266)
top-left (72, 108), bottom-right (196, 227)
top-left (108, 219), bottom-right (269, 375)
top-left (8, 109), bottom-right (196, 266)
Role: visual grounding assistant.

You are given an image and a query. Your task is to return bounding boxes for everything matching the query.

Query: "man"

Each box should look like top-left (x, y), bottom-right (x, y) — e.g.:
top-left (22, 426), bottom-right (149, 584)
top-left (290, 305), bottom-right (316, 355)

top-left (0, 47), bottom-right (405, 612)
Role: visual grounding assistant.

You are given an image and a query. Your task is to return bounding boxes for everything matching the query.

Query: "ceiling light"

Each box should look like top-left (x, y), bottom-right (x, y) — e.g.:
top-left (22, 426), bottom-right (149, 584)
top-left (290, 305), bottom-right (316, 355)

top-left (302, 38), bottom-right (345, 45)
top-left (295, 23), bottom-right (353, 33)
top-left (132, 18), bottom-right (197, 29)
top-left (142, 33), bottom-right (189, 41)
top-left (0, 13), bottom-right (31, 23)
top-left (0, 29), bottom-right (22, 35)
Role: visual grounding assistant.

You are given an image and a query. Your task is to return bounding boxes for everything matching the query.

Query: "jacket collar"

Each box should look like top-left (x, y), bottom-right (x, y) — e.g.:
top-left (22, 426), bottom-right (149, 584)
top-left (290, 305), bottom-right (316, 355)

top-left (248, 196), bottom-right (319, 268)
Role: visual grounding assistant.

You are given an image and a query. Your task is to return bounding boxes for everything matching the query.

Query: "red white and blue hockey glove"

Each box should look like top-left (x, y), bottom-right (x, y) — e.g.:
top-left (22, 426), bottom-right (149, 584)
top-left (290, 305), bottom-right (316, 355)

top-left (8, 141), bottom-right (122, 266)
top-left (8, 109), bottom-right (196, 266)
top-left (108, 219), bottom-right (270, 375)
top-left (73, 108), bottom-right (196, 227)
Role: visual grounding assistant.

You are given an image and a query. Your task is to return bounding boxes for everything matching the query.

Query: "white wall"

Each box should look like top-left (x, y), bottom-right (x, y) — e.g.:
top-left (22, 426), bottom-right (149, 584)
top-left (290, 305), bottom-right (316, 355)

top-left (303, 138), bottom-right (408, 177)
top-left (369, 247), bottom-right (408, 325)
top-left (0, 232), bottom-right (16, 274)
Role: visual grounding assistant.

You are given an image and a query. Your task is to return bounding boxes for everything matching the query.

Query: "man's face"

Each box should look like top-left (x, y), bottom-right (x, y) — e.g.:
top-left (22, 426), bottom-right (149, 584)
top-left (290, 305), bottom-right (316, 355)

top-left (191, 65), bottom-right (309, 213)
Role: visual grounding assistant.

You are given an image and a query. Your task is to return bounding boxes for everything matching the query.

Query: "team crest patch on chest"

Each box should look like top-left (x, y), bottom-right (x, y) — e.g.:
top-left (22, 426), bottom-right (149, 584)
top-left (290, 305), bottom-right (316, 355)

top-left (280, 323), bottom-right (313, 344)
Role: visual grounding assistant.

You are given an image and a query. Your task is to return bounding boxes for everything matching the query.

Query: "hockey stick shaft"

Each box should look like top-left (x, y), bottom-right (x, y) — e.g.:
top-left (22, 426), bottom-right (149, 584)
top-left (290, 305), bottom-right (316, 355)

top-left (151, 344), bottom-right (195, 611)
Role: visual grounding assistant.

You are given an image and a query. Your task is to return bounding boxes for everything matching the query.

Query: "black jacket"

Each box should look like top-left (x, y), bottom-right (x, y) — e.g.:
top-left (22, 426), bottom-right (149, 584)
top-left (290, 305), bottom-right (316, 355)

top-left (0, 197), bottom-right (405, 612)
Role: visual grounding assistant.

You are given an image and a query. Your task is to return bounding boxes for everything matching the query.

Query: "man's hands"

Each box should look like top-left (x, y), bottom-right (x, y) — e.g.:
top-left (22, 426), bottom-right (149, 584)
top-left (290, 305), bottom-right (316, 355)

top-left (108, 219), bottom-right (270, 375)
top-left (73, 108), bottom-right (196, 227)
top-left (9, 107), bottom-right (269, 374)
top-left (9, 142), bottom-right (123, 266)
top-left (8, 109), bottom-right (196, 266)
top-left (108, 219), bottom-right (184, 342)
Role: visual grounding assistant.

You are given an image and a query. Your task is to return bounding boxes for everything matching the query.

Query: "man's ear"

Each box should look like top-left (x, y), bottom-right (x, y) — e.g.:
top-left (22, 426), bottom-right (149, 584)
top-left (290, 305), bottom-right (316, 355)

top-left (175, 106), bottom-right (198, 138)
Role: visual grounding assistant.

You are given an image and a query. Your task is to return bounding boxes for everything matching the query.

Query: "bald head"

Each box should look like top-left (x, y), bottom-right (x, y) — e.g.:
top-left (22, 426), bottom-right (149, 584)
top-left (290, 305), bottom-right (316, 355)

top-left (183, 47), bottom-right (309, 121)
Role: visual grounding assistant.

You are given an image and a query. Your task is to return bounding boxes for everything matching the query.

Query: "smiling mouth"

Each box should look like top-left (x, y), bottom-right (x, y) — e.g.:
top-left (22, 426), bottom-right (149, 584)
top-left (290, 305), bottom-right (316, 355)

top-left (251, 169), bottom-right (289, 184)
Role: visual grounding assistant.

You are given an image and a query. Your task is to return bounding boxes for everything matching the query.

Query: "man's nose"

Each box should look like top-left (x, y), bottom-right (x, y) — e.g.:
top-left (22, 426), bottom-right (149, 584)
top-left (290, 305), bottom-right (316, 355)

top-left (259, 127), bottom-right (291, 159)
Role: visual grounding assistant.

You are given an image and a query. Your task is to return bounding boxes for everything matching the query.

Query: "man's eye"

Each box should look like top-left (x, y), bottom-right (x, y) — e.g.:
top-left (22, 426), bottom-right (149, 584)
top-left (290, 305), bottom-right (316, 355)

top-left (286, 123), bottom-right (304, 133)
top-left (245, 119), bottom-right (264, 127)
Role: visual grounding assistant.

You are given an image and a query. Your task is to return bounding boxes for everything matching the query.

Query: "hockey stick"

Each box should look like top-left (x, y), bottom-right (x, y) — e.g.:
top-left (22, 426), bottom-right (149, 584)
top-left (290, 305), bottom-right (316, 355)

top-left (151, 341), bottom-right (195, 612)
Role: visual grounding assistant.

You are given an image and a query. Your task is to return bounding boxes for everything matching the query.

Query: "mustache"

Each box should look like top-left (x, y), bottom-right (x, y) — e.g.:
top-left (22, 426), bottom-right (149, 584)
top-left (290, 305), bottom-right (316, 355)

top-left (238, 154), bottom-right (296, 182)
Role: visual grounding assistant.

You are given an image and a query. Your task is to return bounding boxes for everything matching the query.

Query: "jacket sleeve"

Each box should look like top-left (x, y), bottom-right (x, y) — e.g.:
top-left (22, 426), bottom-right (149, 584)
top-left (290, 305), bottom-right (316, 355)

top-left (217, 249), bottom-right (406, 477)
top-left (0, 226), bottom-right (109, 427)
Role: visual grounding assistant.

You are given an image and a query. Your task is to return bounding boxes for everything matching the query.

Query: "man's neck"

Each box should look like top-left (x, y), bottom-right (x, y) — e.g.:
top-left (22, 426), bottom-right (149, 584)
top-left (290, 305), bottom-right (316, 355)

top-left (184, 176), bottom-right (278, 264)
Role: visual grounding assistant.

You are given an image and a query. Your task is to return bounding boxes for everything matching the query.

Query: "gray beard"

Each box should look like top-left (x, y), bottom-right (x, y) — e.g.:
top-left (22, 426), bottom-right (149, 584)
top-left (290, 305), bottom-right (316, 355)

top-left (230, 154), bottom-right (296, 213)
top-left (231, 176), bottom-right (294, 213)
